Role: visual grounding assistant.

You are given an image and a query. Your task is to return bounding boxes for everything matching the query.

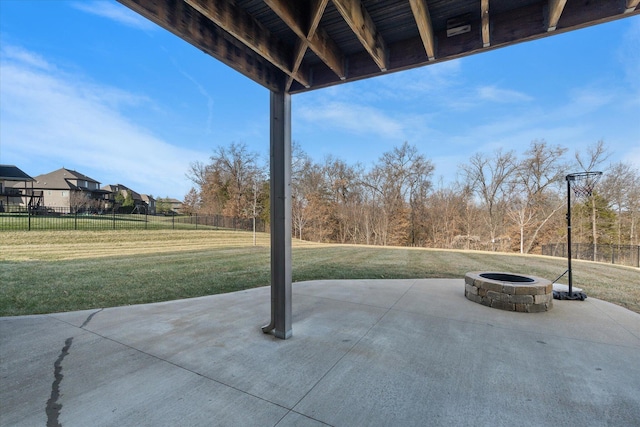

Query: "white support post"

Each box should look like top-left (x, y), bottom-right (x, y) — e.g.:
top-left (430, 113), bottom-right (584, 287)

top-left (262, 91), bottom-right (292, 339)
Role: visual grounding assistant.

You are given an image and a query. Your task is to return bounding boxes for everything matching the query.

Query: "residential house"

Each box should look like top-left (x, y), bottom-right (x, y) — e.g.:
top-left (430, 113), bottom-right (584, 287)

top-left (0, 165), bottom-right (40, 212)
top-left (140, 194), bottom-right (156, 215)
top-left (17, 168), bottom-right (110, 212)
top-left (156, 197), bottom-right (183, 215)
top-left (102, 184), bottom-right (149, 213)
top-left (167, 198), bottom-right (184, 215)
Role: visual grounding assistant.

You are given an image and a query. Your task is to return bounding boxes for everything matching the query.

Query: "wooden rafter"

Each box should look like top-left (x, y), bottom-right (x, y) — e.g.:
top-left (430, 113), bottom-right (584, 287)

top-left (481, 0), bottom-right (490, 47)
top-left (184, 0), bottom-right (309, 87)
top-left (309, 0), bottom-right (329, 36)
top-left (409, 0), bottom-right (436, 60)
top-left (548, 0), bottom-right (568, 31)
top-left (286, 39), bottom-right (309, 92)
top-left (117, 0), bottom-right (284, 91)
top-left (265, 0), bottom-right (345, 80)
top-left (626, 0), bottom-right (640, 13)
top-left (119, 0), bottom-right (640, 95)
top-left (308, 20), bottom-right (346, 79)
top-left (332, 0), bottom-right (388, 71)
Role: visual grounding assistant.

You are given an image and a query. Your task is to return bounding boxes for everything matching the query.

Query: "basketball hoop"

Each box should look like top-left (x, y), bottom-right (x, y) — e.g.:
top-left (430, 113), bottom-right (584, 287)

top-left (553, 171), bottom-right (603, 301)
top-left (567, 171), bottom-right (603, 199)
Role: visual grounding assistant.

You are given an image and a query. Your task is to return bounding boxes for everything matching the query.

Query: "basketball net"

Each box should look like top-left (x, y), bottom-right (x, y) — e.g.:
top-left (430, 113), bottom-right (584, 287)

top-left (567, 171), bottom-right (602, 199)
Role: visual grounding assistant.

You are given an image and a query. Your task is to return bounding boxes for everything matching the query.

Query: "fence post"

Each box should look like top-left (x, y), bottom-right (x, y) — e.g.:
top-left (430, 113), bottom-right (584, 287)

top-left (195, 213), bottom-right (198, 229)
top-left (113, 207), bottom-right (116, 230)
top-left (28, 206), bottom-right (31, 231)
top-left (611, 246), bottom-right (613, 264)
top-left (145, 210), bottom-right (148, 230)
top-left (75, 208), bottom-right (78, 230)
top-left (172, 214), bottom-right (175, 230)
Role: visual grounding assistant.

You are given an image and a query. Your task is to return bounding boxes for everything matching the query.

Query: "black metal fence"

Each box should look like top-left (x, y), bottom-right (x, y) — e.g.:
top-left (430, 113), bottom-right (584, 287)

top-left (542, 243), bottom-right (640, 268)
top-left (0, 206), bottom-right (266, 233)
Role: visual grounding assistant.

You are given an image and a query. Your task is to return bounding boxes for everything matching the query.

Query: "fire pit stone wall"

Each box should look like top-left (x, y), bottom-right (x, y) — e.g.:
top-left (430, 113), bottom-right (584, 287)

top-left (464, 271), bottom-right (553, 312)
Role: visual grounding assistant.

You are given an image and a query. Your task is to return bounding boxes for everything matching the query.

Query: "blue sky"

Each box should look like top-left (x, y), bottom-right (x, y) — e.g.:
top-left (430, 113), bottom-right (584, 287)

top-left (1, 1), bottom-right (639, 200)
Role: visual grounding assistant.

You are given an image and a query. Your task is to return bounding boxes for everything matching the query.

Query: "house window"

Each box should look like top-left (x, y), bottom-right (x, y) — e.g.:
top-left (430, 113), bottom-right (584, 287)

top-left (61, 191), bottom-right (67, 197)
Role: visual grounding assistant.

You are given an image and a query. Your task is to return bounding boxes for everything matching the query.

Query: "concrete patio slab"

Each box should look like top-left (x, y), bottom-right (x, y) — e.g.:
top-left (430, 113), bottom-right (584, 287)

top-left (1, 279), bottom-right (639, 426)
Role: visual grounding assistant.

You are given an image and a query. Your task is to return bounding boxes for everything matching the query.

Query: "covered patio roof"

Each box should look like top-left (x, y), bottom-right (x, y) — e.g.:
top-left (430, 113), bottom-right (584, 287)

top-left (118, 0), bottom-right (638, 94)
top-left (116, 0), bottom-right (639, 339)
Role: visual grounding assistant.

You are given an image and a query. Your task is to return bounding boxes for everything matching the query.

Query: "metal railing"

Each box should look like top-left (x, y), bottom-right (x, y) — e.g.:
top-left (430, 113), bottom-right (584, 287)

top-left (0, 206), bottom-right (266, 233)
top-left (542, 243), bottom-right (640, 268)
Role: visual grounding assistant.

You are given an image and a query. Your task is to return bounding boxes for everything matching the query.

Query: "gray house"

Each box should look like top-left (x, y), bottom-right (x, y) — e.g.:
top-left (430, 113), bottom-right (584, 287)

top-left (0, 165), bottom-right (39, 212)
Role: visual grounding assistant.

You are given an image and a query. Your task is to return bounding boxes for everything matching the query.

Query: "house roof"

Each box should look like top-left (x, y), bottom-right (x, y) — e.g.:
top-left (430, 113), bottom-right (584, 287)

top-left (117, 0), bottom-right (639, 94)
top-left (102, 184), bottom-right (144, 201)
top-left (31, 168), bottom-right (101, 190)
top-left (0, 165), bottom-right (35, 182)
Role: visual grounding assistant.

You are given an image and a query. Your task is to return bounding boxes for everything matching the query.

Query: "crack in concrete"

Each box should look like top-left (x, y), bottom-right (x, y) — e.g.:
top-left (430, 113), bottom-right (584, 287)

top-left (43, 310), bottom-right (103, 425)
top-left (80, 308), bottom-right (103, 329)
top-left (46, 337), bottom-right (73, 427)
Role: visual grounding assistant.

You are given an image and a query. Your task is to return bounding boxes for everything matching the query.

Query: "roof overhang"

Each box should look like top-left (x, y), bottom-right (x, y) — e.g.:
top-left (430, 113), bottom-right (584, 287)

top-left (0, 165), bottom-right (35, 182)
top-left (117, 0), bottom-right (639, 94)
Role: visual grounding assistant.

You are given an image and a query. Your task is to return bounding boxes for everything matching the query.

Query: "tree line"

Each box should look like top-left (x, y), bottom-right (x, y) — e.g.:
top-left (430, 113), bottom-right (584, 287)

top-left (185, 140), bottom-right (639, 254)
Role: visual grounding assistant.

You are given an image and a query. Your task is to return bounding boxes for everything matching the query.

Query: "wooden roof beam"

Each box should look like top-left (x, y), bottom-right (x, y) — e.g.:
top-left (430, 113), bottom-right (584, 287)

top-left (481, 0), bottom-right (490, 47)
top-left (332, 0), bottom-right (388, 71)
top-left (184, 0), bottom-right (310, 88)
top-left (284, 0), bottom-right (334, 91)
top-left (117, 0), bottom-right (284, 91)
top-left (409, 0), bottom-right (436, 60)
top-left (547, 0), bottom-right (568, 31)
top-left (285, 39), bottom-right (309, 92)
top-left (626, 0), bottom-right (640, 13)
top-left (265, 0), bottom-right (346, 80)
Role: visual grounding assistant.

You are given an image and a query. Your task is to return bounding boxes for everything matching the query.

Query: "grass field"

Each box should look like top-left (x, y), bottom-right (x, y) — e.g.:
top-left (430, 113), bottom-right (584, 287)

top-left (1, 230), bottom-right (638, 316)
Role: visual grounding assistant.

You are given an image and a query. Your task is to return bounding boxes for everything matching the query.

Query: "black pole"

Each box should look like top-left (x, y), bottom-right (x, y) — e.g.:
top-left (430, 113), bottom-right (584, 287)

top-left (567, 176), bottom-right (573, 296)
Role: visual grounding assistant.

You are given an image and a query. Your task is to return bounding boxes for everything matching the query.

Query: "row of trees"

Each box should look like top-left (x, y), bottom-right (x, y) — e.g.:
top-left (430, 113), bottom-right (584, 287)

top-left (185, 140), bottom-right (639, 254)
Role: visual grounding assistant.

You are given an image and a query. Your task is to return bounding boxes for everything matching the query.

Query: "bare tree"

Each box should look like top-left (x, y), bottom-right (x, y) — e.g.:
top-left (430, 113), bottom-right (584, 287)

top-left (600, 162), bottom-right (640, 245)
top-left (182, 188), bottom-right (200, 215)
top-left (460, 149), bottom-right (517, 251)
top-left (188, 143), bottom-right (264, 218)
top-left (424, 180), bottom-right (471, 248)
top-left (510, 140), bottom-right (568, 253)
top-left (574, 140), bottom-right (610, 260)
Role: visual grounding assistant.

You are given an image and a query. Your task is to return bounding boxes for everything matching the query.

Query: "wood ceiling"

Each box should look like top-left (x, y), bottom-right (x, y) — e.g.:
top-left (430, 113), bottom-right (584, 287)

top-left (117, 0), bottom-right (639, 94)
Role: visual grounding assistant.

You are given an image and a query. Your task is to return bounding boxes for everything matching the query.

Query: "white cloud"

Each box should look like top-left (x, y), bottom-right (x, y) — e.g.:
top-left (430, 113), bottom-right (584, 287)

top-left (296, 101), bottom-right (405, 139)
top-left (71, 1), bottom-right (156, 31)
top-left (1, 45), bottom-right (52, 71)
top-left (355, 59), bottom-right (464, 103)
top-left (0, 45), bottom-right (206, 199)
top-left (476, 85), bottom-right (533, 103)
top-left (162, 49), bottom-right (215, 135)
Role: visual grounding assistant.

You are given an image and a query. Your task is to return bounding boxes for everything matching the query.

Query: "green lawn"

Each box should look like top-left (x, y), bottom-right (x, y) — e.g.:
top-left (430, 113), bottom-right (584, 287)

top-left (1, 230), bottom-right (638, 316)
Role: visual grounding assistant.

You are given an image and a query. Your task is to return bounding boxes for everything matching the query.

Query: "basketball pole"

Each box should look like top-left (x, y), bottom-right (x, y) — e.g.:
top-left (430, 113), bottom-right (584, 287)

top-left (566, 175), bottom-right (574, 296)
top-left (556, 171), bottom-right (601, 301)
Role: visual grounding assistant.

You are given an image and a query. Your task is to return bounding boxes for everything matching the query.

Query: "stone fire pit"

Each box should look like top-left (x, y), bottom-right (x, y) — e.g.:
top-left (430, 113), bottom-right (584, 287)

top-left (464, 271), bottom-right (553, 312)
